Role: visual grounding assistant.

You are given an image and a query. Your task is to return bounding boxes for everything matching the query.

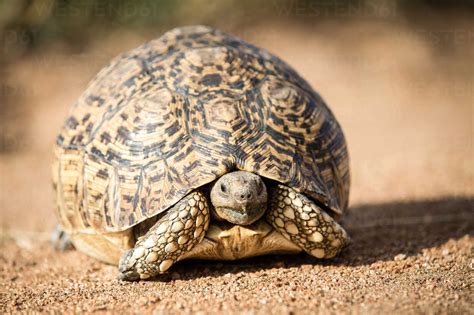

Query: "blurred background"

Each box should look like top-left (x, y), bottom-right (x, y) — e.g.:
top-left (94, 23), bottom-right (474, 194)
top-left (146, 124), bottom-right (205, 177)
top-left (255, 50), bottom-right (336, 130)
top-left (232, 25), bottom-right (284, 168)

top-left (0, 0), bottom-right (472, 232)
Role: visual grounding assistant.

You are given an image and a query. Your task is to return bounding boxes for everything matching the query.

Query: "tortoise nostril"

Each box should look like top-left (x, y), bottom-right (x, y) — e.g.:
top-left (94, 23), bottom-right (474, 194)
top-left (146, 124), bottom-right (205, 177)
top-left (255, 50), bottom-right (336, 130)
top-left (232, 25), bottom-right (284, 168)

top-left (237, 193), bottom-right (253, 201)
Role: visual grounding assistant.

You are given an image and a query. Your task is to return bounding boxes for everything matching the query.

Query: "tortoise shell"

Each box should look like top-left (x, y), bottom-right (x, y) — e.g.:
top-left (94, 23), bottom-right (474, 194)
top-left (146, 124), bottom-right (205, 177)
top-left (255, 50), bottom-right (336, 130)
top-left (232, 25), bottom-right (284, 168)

top-left (53, 26), bottom-right (350, 233)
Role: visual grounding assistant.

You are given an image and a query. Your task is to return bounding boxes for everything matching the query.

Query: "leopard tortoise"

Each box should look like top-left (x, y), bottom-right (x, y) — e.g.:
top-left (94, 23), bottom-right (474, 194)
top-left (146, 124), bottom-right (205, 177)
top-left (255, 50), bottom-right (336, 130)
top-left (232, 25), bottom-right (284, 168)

top-left (52, 25), bottom-right (350, 281)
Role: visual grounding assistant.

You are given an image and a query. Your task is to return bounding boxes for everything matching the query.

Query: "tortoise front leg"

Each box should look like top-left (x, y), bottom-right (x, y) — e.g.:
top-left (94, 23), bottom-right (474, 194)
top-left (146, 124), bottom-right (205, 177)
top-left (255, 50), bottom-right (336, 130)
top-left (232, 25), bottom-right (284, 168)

top-left (266, 184), bottom-right (350, 259)
top-left (118, 190), bottom-right (210, 281)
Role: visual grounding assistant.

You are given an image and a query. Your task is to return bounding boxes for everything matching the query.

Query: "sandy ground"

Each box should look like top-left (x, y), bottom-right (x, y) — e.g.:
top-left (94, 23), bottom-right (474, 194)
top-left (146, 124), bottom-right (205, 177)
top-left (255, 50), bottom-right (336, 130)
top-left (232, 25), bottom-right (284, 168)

top-left (1, 200), bottom-right (473, 313)
top-left (1, 19), bottom-right (473, 313)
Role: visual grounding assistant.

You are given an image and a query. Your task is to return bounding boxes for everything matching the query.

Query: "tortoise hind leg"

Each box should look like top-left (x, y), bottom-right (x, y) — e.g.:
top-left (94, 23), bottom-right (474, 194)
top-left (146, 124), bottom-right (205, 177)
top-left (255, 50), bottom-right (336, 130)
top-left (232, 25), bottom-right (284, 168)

top-left (51, 224), bottom-right (74, 251)
top-left (266, 184), bottom-right (350, 259)
top-left (118, 190), bottom-right (210, 281)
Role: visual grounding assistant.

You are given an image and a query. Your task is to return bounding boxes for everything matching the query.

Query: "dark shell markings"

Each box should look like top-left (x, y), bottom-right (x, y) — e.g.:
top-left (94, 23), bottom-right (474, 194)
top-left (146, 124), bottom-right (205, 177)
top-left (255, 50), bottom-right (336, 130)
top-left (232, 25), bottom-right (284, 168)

top-left (53, 25), bottom-right (349, 233)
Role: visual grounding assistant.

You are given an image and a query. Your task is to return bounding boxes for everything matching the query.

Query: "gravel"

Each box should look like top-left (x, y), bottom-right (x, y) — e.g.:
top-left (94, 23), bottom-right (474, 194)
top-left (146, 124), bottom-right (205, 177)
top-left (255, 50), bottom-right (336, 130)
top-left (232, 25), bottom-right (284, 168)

top-left (1, 198), bottom-right (472, 314)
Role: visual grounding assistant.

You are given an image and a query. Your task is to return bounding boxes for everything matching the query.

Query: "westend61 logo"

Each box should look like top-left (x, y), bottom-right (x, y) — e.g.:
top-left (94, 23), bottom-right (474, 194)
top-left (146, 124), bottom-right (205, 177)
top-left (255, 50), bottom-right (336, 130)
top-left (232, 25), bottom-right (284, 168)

top-left (273, 0), bottom-right (398, 18)
top-left (32, 1), bottom-right (162, 17)
top-left (1, 30), bottom-right (36, 47)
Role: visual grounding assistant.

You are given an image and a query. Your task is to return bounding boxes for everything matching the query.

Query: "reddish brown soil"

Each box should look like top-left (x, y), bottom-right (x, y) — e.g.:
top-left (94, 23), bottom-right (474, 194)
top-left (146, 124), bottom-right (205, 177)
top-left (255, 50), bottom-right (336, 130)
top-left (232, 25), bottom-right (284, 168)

top-left (1, 200), bottom-right (472, 313)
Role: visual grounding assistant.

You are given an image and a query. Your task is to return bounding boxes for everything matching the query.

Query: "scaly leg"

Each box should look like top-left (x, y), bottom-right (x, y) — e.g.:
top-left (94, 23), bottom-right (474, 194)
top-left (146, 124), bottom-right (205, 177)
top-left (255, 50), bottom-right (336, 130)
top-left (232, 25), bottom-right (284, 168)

top-left (266, 184), bottom-right (349, 259)
top-left (51, 224), bottom-right (74, 251)
top-left (118, 190), bottom-right (210, 280)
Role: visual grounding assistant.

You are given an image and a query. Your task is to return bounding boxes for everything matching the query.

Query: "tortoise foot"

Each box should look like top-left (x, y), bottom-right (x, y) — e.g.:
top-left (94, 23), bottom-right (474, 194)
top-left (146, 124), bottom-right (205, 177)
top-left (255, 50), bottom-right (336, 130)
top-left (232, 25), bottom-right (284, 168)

top-left (117, 249), bottom-right (140, 281)
top-left (266, 184), bottom-right (350, 259)
top-left (118, 191), bottom-right (210, 281)
top-left (51, 224), bottom-right (74, 251)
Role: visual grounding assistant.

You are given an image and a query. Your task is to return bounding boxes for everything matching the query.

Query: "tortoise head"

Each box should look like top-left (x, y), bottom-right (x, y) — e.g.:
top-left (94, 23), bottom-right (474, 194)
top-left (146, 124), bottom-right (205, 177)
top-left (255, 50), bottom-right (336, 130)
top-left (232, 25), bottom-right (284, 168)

top-left (210, 171), bottom-right (267, 225)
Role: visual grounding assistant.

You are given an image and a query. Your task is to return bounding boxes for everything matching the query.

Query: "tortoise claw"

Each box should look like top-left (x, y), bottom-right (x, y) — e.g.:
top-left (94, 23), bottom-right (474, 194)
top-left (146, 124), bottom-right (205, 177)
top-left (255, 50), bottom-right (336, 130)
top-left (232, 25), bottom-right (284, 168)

top-left (117, 267), bottom-right (140, 281)
top-left (117, 249), bottom-right (140, 281)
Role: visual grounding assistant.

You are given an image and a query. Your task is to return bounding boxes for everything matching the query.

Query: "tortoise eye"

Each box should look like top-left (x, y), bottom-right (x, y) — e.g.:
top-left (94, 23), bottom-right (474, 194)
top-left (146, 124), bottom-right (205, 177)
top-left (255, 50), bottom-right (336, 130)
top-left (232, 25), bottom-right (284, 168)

top-left (220, 183), bottom-right (227, 194)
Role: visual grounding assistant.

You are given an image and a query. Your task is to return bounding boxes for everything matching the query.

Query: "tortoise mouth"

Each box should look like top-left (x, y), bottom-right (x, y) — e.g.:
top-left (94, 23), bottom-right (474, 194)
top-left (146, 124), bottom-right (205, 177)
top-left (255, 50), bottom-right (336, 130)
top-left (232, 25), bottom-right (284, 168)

top-left (214, 206), bottom-right (266, 226)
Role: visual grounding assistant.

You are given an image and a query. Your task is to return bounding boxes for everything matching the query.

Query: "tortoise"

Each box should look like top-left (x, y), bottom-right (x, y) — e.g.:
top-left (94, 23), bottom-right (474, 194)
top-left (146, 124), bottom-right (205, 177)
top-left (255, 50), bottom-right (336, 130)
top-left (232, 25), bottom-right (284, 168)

top-left (52, 25), bottom-right (351, 281)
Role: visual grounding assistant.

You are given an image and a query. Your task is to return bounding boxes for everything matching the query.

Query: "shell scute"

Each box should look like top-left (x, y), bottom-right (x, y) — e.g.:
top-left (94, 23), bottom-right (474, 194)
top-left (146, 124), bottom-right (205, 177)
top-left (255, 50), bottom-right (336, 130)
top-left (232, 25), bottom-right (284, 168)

top-left (54, 26), bottom-right (349, 232)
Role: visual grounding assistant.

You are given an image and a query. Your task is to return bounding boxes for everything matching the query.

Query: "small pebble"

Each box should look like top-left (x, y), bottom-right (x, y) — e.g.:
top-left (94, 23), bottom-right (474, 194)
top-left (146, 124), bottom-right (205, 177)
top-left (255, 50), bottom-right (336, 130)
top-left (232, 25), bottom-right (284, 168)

top-left (394, 254), bottom-right (407, 261)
